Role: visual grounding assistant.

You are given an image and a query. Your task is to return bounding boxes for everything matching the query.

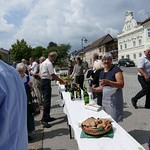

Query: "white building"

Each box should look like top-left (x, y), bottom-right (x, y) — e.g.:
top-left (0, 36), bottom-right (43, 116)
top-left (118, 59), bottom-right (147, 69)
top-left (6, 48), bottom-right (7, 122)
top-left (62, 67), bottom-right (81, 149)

top-left (117, 11), bottom-right (150, 65)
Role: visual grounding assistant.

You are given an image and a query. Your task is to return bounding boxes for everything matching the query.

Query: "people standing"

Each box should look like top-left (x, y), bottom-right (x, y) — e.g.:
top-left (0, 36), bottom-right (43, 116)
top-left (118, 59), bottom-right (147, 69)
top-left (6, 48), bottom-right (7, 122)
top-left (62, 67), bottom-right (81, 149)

top-left (16, 63), bottom-right (35, 142)
top-left (66, 56), bottom-right (74, 76)
top-left (131, 48), bottom-right (150, 109)
top-left (0, 60), bottom-right (28, 150)
top-left (92, 52), bottom-right (124, 122)
top-left (28, 57), bottom-right (37, 77)
top-left (21, 58), bottom-right (29, 75)
top-left (70, 56), bottom-right (87, 90)
top-left (40, 52), bottom-right (65, 127)
top-left (32, 57), bottom-right (45, 106)
top-left (92, 54), bottom-right (104, 106)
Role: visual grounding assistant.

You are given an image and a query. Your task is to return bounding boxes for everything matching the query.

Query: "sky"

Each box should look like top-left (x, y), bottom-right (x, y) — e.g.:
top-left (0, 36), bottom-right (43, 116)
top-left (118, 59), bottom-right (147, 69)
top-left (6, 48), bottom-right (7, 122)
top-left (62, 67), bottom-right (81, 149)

top-left (0, 0), bottom-right (150, 52)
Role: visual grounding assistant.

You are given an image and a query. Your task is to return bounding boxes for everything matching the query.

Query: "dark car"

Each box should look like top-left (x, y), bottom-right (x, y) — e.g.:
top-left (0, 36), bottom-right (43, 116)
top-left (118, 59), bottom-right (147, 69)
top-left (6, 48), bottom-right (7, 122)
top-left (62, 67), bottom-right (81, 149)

top-left (118, 58), bottom-right (135, 67)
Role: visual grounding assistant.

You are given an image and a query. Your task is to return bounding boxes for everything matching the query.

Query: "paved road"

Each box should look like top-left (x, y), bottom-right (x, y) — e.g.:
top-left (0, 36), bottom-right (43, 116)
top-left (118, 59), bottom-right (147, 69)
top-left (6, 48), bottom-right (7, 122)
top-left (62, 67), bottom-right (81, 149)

top-left (28, 72), bottom-right (150, 150)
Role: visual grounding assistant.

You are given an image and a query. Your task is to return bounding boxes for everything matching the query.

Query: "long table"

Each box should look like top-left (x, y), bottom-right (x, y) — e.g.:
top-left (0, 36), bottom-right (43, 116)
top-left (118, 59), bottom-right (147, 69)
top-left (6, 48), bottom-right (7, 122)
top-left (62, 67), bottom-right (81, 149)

top-left (61, 91), bottom-right (145, 150)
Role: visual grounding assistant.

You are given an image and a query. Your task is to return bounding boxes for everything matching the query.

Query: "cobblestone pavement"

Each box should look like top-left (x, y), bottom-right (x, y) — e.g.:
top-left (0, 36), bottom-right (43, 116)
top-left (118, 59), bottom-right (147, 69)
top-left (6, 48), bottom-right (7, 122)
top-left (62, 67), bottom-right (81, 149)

top-left (28, 73), bottom-right (150, 150)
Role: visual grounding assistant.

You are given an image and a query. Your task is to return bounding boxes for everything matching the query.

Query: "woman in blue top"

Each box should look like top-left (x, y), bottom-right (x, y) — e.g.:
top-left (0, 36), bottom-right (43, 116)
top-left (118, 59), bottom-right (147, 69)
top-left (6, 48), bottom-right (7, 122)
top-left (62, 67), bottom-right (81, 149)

top-left (92, 52), bottom-right (124, 122)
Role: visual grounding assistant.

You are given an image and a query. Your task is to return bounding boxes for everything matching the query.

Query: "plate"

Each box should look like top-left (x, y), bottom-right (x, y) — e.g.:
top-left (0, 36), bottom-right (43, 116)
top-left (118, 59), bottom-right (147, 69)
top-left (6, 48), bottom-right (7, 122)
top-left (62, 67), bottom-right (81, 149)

top-left (81, 117), bottom-right (112, 135)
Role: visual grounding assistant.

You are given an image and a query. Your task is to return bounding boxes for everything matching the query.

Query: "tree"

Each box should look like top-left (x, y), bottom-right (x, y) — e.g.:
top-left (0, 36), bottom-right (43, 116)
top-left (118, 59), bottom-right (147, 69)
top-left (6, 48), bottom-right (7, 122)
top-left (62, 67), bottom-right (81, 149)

top-left (31, 46), bottom-right (46, 60)
top-left (46, 42), bottom-right (71, 67)
top-left (9, 39), bottom-right (32, 62)
top-left (47, 42), bottom-right (57, 49)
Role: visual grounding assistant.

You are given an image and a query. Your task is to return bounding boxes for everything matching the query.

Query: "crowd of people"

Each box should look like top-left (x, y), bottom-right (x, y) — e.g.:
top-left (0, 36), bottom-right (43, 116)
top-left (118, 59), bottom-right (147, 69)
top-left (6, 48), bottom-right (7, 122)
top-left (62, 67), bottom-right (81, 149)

top-left (0, 48), bottom-right (150, 149)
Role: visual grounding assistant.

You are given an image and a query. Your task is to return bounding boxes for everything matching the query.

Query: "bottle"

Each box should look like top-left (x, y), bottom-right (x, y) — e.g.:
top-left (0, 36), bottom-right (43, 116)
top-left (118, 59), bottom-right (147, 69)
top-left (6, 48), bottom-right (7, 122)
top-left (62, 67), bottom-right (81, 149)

top-left (70, 86), bottom-right (74, 100)
top-left (77, 84), bottom-right (81, 99)
top-left (83, 85), bottom-right (89, 105)
top-left (65, 81), bottom-right (68, 92)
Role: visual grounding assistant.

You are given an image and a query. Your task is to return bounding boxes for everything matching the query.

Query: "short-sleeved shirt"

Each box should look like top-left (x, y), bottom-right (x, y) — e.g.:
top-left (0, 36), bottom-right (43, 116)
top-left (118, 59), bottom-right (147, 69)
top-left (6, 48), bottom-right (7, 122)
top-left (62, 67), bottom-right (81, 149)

top-left (99, 65), bottom-right (122, 82)
top-left (138, 55), bottom-right (150, 77)
top-left (74, 64), bottom-right (84, 76)
top-left (40, 58), bottom-right (54, 79)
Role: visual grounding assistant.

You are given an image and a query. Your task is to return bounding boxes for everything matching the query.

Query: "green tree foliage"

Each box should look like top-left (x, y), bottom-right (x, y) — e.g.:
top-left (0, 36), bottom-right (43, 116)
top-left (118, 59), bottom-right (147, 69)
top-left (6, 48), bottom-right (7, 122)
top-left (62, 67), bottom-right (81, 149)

top-left (9, 39), bottom-right (32, 62)
top-left (31, 46), bottom-right (46, 60)
top-left (9, 39), bottom-right (71, 67)
top-left (46, 42), bottom-right (71, 67)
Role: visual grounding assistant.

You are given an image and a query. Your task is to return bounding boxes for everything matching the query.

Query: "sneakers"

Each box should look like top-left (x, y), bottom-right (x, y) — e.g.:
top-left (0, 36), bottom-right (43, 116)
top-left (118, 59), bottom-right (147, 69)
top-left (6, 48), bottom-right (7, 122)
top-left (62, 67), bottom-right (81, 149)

top-left (41, 120), bottom-right (52, 128)
top-left (43, 117), bottom-right (56, 122)
top-left (46, 117), bottom-right (56, 122)
top-left (131, 98), bottom-right (138, 109)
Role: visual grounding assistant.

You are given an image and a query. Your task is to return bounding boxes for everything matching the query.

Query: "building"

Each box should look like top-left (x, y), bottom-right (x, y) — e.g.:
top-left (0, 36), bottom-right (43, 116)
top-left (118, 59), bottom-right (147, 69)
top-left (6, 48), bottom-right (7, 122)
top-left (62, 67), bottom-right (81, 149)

top-left (83, 34), bottom-right (118, 67)
top-left (117, 11), bottom-right (150, 65)
top-left (0, 48), bottom-right (10, 63)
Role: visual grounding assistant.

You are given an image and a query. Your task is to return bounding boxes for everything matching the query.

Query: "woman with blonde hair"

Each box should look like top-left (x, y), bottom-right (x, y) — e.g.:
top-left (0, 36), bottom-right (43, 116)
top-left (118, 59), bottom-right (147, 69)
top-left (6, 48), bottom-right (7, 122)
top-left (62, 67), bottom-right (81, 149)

top-left (92, 58), bottom-right (104, 106)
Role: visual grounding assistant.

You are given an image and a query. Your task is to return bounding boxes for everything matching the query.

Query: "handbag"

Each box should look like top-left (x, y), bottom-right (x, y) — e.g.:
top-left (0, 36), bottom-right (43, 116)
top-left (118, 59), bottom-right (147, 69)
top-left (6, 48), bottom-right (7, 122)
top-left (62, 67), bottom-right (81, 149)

top-left (29, 92), bottom-right (40, 116)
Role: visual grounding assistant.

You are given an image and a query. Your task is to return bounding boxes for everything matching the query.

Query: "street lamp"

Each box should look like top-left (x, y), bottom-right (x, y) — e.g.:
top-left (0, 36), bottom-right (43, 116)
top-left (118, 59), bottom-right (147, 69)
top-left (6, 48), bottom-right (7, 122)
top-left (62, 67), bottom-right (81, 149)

top-left (81, 37), bottom-right (88, 59)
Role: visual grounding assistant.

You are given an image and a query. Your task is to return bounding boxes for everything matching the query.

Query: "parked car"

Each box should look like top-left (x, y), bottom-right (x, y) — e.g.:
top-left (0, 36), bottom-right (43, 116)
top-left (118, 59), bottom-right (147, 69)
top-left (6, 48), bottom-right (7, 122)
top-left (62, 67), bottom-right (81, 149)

top-left (118, 58), bottom-right (135, 67)
top-left (112, 59), bottom-right (118, 66)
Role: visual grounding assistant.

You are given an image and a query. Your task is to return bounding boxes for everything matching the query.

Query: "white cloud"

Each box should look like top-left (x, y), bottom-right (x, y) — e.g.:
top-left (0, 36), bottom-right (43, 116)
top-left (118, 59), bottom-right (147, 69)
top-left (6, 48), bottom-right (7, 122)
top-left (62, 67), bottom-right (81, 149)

top-left (0, 0), bottom-right (150, 51)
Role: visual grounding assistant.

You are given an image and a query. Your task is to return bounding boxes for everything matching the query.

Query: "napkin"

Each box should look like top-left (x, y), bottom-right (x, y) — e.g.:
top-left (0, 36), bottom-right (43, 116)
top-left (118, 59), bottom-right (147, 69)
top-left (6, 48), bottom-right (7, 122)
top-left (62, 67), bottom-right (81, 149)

top-left (84, 103), bottom-right (101, 111)
top-left (80, 128), bottom-right (114, 138)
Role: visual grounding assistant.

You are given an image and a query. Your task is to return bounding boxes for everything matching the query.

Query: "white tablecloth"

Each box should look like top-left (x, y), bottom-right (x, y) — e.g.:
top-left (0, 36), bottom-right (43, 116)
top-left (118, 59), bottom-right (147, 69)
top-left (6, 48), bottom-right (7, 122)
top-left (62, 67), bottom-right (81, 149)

top-left (61, 91), bottom-right (145, 150)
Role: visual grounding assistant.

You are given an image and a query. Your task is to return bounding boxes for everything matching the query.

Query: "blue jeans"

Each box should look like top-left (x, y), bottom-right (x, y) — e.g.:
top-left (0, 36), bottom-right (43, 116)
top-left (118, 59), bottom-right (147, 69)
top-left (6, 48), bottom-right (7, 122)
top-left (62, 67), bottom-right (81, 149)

top-left (40, 79), bottom-right (51, 121)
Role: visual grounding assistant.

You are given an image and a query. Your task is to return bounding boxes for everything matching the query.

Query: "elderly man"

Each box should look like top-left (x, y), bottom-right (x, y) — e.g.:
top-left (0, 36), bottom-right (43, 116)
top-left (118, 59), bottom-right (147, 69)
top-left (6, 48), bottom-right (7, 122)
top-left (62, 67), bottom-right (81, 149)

top-left (40, 52), bottom-right (65, 127)
top-left (131, 48), bottom-right (150, 109)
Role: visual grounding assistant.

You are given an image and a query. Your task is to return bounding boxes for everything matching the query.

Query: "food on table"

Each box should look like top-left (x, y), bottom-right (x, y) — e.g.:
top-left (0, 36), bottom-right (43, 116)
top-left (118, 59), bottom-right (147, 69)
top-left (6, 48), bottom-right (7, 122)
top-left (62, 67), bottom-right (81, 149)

top-left (81, 117), bottom-right (112, 135)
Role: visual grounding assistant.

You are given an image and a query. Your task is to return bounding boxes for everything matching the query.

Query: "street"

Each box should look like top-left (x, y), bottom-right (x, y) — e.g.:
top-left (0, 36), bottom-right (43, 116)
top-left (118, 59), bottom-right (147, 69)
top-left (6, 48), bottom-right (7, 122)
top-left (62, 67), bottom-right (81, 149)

top-left (120, 66), bottom-right (138, 75)
top-left (29, 68), bottom-right (150, 150)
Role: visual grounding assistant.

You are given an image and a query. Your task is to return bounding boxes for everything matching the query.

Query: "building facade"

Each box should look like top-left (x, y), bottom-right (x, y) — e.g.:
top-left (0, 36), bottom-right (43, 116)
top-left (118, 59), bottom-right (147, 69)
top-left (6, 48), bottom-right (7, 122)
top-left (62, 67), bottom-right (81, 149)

top-left (0, 48), bottom-right (10, 63)
top-left (83, 34), bottom-right (118, 67)
top-left (117, 11), bottom-right (150, 65)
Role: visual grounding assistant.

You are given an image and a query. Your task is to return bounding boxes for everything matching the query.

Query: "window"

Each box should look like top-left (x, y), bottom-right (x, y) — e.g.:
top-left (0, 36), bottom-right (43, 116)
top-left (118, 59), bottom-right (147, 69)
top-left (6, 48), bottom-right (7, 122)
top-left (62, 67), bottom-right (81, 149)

top-left (90, 58), bottom-right (92, 65)
top-left (148, 28), bottom-right (150, 38)
top-left (139, 53), bottom-right (142, 57)
top-left (120, 45), bottom-right (122, 50)
top-left (133, 41), bottom-right (136, 47)
top-left (133, 54), bottom-right (136, 59)
top-left (99, 48), bottom-right (102, 52)
top-left (125, 43), bottom-right (127, 49)
top-left (126, 55), bottom-right (129, 59)
top-left (139, 39), bottom-right (142, 45)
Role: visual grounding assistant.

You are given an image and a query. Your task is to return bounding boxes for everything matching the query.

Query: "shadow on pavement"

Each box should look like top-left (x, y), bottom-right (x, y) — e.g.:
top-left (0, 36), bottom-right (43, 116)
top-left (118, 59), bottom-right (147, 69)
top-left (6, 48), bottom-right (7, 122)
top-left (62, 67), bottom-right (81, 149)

top-left (129, 129), bottom-right (150, 145)
top-left (43, 148), bottom-right (67, 150)
top-left (123, 110), bottom-right (132, 119)
top-left (44, 128), bottom-right (69, 139)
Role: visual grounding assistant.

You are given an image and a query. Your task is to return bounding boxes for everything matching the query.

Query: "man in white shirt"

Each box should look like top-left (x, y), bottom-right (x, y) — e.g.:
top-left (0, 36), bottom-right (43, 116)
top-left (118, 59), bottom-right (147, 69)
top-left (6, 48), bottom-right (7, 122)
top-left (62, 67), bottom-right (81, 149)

top-left (0, 60), bottom-right (28, 150)
top-left (40, 52), bottom-right (65, 127)
top-left (28, 57), bottom-right (37, 76)
top-left (131, 48), bottom-right (150, 109)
